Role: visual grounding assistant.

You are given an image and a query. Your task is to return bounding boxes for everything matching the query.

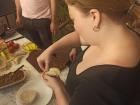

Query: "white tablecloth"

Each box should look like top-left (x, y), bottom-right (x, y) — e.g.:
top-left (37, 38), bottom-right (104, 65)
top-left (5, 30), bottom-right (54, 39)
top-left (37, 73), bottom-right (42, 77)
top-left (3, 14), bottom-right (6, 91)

top-left (0, 32), bottom-right (69, 105)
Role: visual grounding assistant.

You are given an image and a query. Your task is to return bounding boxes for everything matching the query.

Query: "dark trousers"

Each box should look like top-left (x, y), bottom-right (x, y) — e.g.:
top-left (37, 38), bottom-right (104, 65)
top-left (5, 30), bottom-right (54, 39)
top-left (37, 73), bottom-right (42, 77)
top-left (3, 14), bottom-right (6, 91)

top-left (22, 17), bottom-right (52, 49)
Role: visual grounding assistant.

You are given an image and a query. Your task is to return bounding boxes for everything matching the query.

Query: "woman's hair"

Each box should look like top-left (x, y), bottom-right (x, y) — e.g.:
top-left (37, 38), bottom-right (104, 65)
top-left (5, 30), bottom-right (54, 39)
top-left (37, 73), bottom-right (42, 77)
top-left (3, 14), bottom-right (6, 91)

top-left (66, 0), bottom-right (140, 34)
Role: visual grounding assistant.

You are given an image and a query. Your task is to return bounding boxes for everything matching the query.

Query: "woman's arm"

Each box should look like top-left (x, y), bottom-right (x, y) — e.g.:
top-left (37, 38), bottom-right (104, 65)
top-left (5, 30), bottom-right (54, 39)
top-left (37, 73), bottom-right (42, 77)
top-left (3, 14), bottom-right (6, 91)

top-left (37, 31), bottom-right (88, 71)
top-left (44, 31), bottom-right (88, 53)
top-left (54, 84), bottom-right (70, 105)
top-left (48, 31), bottom-right (81, 52)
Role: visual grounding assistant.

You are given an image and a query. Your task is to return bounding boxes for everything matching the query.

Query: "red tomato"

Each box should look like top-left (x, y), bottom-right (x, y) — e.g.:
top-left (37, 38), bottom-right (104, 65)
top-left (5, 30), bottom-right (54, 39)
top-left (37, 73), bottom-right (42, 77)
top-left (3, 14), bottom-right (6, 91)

top-left (8, 46), bottom-right (15, 53)
top-left (14, 43), bottom-right (19, 49)
top-left (7, 41), bottom-right (14, 47)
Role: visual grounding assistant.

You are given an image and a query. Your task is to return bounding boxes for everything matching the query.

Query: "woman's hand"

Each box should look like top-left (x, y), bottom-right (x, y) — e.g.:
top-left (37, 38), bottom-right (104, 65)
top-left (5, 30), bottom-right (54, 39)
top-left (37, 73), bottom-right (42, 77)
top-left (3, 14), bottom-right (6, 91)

top-left (37, 48), bottom-right (54, 71)
top-left (42, 73), bottom-right (65, 92)
top-left (37, 47), bottom-right (69, 71)
top-left (42, 73), bottom-right (70, 105)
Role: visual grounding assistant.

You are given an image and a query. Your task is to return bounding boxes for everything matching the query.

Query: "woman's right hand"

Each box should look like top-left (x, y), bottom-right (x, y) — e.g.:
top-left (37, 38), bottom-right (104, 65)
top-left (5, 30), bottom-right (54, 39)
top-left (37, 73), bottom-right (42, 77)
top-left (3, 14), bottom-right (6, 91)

top-left (37, 48), bottom-right (54, 71)
top-left (37, 48), bottom-right (70, 71)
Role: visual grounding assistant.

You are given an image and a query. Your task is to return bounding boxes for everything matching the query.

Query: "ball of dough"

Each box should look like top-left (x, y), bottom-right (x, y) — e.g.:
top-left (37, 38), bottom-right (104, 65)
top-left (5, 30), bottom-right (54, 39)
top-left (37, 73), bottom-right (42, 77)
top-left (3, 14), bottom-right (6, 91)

top-left (19, 90), bottom-right (38, 105)
top-left (45, 67), bottom-right (60, 77)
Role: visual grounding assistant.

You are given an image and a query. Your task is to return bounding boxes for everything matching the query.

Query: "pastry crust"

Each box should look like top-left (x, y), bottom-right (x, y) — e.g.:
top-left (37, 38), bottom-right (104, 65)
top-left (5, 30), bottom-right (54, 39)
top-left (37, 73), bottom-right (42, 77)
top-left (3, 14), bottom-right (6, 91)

top-left (45, 67), bottom-right (60, 77)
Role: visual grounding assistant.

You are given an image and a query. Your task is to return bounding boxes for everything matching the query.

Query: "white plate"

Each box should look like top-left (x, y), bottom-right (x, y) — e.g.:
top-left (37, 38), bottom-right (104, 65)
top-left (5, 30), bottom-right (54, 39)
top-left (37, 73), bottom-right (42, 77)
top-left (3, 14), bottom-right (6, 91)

top-left (16, 78), bottom-right (53, 105)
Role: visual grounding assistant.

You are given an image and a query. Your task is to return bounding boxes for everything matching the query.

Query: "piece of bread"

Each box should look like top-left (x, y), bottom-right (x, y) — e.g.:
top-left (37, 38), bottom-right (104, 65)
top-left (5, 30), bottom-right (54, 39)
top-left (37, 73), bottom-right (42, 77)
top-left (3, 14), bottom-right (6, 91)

top-left (45, 67), bottom-right (60, 77)
top-left (19, 90), bottom-right (38, 105)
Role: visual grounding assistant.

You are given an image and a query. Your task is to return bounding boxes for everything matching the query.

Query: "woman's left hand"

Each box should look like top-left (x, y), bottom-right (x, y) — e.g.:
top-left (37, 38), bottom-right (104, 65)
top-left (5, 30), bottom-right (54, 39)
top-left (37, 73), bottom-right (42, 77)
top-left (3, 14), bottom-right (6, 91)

top-left (42, 73), bottom-right (64, 92)
top-left (69, 48), bottom-right (77, 62)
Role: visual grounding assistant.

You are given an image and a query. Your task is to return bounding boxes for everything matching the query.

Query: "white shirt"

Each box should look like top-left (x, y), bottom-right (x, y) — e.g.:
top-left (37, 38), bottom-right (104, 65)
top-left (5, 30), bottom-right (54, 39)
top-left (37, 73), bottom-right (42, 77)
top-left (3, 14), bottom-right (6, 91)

top-left (20, 0), bottom-right (51, 19)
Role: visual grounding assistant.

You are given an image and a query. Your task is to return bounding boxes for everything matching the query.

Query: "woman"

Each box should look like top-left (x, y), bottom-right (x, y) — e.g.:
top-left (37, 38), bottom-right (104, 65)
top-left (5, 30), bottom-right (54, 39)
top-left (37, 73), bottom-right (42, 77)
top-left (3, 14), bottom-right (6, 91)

top-left (37, 0), bottom-right (140, 105)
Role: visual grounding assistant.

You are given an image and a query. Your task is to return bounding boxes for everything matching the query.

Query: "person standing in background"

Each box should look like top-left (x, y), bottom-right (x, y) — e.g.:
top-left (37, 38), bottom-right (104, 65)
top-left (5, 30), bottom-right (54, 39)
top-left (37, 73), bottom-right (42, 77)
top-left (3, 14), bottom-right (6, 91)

top-left (15, 0), bottom-right (58, 49)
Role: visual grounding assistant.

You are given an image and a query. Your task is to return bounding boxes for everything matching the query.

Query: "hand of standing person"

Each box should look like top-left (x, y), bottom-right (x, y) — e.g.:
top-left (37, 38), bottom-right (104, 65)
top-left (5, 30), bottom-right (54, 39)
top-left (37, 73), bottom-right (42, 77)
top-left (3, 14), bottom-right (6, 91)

top-left (50, 20), bottom-right (58, 35)
top-left (16, 16), bottom-right (22, 28)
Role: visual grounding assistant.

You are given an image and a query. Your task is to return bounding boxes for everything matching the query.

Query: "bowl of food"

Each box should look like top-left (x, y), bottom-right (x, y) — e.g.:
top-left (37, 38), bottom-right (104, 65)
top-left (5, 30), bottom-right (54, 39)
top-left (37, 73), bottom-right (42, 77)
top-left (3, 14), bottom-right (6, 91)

top-left (16, 78), bottom-right (53, 105)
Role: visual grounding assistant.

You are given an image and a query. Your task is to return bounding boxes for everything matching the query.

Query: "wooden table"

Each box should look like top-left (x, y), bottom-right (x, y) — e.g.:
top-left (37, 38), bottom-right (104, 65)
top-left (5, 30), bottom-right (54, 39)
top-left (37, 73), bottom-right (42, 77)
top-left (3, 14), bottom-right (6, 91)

top-left (0, 32), bottom-right (69, 105)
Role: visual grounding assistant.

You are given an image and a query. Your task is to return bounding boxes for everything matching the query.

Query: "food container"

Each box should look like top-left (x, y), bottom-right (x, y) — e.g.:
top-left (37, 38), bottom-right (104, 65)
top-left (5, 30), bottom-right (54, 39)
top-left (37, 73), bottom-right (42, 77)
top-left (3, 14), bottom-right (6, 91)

top-left (0, 70), bottom-right (26, 89)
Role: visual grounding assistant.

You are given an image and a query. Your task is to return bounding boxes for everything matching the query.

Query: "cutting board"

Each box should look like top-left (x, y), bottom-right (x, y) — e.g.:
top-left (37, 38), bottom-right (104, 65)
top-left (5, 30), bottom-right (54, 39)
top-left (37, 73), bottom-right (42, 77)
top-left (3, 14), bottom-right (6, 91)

top-left (26, 50), bottom-right (69, 72)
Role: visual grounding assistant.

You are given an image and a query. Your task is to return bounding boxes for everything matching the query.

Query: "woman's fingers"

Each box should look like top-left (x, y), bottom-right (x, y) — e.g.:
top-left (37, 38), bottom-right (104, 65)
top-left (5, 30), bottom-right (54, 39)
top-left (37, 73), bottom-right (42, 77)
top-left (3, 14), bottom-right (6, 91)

top-left (37, 56), bottom-right (50, 71)
top-left (42, 72), bottom-right (47, 80)
top-left (70, 52), bottom-right (76, 61)
top-left (42, 71), bottom-right (60, 80)
top-left (44, 60), bottom-right (49, 71)
top-left (69, 48), bottom-right (77, 61)
top-left (37, 58), bottom-right (45, 71)
top-left (72, 54), bottom-right (76, 61)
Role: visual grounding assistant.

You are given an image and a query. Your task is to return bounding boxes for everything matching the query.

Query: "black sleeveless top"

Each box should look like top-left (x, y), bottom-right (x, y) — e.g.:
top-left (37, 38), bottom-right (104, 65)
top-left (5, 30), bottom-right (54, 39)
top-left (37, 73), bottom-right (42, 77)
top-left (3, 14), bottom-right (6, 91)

top-left (66, 47), bottom-right (140, 105)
